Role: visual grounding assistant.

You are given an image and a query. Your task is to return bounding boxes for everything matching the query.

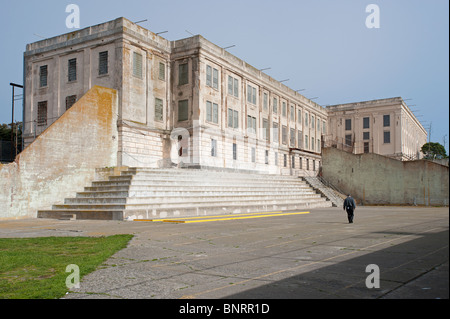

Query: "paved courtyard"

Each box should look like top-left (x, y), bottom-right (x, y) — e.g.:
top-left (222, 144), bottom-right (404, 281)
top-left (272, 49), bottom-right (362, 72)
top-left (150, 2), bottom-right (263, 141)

top-left (0, 206), bottom-right (448, 301)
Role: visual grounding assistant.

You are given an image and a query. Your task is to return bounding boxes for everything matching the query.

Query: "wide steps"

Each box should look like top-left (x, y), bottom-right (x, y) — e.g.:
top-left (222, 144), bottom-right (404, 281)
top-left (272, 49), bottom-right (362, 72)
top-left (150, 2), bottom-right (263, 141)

top-left (37, 168), bottom-right (332, 220)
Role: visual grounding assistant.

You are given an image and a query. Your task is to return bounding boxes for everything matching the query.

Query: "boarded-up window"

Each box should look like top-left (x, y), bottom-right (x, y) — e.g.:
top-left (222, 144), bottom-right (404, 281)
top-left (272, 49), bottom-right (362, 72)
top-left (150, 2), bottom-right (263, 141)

top-left (65, 95), bottom-right (77, 110)
top-left (211, 139), bottom-right (217, 157)
top-left (68, 58), bottom-right (77, 82)
top-left (155, 98), bottom-right (163, 122)
top-left (159, 62), bottom-right (165, 80)
top-left (37, 101), bottom-right (47, 126)
top-left (178, 100), bottom-right (188, 121)
top-left (40, 65), bottom-right (48, 87)
top-left (179, 63), bottom-right (188, 85)
top-left (133, 52), bottom-right (143, 78)
top-left (99, 51), bottom-right (108, 75)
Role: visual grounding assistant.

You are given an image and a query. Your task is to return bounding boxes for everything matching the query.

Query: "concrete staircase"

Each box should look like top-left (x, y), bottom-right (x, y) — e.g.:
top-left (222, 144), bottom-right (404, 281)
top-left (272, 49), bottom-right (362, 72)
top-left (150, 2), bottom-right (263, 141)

top-left (302, 176), bottom-right (345, 208)
top-left (37, 168), bottom-right (333, 221)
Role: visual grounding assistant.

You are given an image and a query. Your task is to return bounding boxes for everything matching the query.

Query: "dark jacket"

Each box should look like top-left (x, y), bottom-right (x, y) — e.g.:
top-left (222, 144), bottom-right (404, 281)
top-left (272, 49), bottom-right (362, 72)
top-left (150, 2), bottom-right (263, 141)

top-left (343, 196), bottom-right (356, 211)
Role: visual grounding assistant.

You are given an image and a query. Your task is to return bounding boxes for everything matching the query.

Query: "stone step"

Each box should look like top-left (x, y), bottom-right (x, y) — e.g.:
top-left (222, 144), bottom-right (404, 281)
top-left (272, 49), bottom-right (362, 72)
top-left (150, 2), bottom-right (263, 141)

top-left (66, 192), bottom-right (322, 204)
top-left (76, 189), bottom-right (317, 198)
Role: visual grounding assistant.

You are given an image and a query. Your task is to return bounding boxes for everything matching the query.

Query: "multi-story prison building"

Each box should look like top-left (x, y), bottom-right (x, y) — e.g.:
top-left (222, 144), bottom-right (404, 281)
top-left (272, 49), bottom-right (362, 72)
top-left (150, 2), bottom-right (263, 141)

top-left (23, 17), bottom-right (326, 175)
top-left (325, 98), bottom-right (427, 161)
top-left (22, 17), bottom-right (425, 175)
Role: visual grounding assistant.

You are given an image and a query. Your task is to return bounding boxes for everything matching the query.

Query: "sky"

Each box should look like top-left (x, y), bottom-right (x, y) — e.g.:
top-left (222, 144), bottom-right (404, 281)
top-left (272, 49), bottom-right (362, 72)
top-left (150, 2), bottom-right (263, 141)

top-left (0, 0), bottom-right (448, 153)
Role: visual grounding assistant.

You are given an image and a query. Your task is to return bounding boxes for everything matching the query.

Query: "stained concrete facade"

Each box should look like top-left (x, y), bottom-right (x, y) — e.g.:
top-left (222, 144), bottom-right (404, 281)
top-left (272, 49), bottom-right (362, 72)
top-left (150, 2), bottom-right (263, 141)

top-left (23, 17), bottom-right (326, 176)
top-left (325, 97), bottom-right (427, 161)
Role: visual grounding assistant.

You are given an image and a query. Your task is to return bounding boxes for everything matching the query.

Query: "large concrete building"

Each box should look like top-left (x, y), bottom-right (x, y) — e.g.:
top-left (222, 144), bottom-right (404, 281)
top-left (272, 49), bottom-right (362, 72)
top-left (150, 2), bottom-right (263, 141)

top-left (23, 17), bottom-right (426, 176)
top-left (23, 17), bottom-right (327, 176)
top-left (325, 98), bottom-right (428, 161)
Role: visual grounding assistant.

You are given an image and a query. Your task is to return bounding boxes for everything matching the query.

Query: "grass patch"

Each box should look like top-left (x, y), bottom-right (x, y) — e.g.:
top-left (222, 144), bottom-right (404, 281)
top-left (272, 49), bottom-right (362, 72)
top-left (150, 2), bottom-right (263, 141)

top-left (0, 235), bottom-right (133, 299)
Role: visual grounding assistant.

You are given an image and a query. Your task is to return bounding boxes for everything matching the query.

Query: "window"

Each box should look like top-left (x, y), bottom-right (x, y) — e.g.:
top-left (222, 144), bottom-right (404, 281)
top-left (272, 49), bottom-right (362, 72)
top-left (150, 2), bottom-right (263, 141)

top-left (305, 113), bottom-right (308, 126)
top-left (275, 152), bottom-right (278, 166)
top-left (290, 128), bottom-right (295, 147)
top-left (37, 101), bottom-right (47, 126)
top-left (384, 131), bottom-right (391, 144)
top-left (363, 117), bottom-right (370, 129)
top-left (311, 138), bottom-right (315, 151)
top-left (178, 100), bottom-right (189, 121)
top-left (228, 108), bottom-right (239, 129)
top-left (291, 155), bottom-right (295, 168)
top-left (363, 131), bottom-right (370, 140)
top-left (265, 150), bottom-right (269, 165)
top-left (213, 68), bottom-right (219, 89)
top-left (383, 114), bottom-right (390, 127)
top-left (290, 105), bottom-right (295, 121)
top-left (206, 101), bottom-right (219, 124)
top-left (345, 134), bottom-right (352, 146)
top-left (39, 65), bottom-right (48, 87)
top-left (273, 98), bottom-right (278, 114)
top-left (317, 119), bottom-right (320, 131)
top-left (155, 98), bottom-right (163, 122)
top-left (282, 102), bottom-right (287, 117)
top-left (298, 109), bottom-right (302, 124)
top-left (322, 121), bottom-right (326, 134)
top-left (207, 66), bottom-right (219, 89)
top-left (99, 51), bottom-right (108, 76)
top-left (251, 147), bottom-right (256, 163)
top-left (345, 118), bottom-right (352, 131)
top-left (299, 157), bottom-right (303, 169)
top-left (298, 130), bottom-right (302, 149)
top-left (263, 118), bottom-right (269, 140)
top-left (158, 62), bottom-right (165, 81)
top-left (273, 122), bottom-right (279, 143)
top-left (317, 139), bottom-right (321, 152)
top-left (247, 115), bottom-right (256, 134)
top-left (65, 95), bottom-right (77, 110)
top-left (305, 135), bottom-right (309, 149)
top-left (282, 126), bottom-right (287, 145)
top-left (247, 84), bottom-right (257, 104)
top-left (233, 143), bottom-right (237, 160)
top-left (283, 154), bottom-right (287, 167)
top-left (132, 53), bottom-right (142, 78)
top-left (364, 142), bottom-right (370, 153)
top-left (263, 93), bottom-right (268, 111)
top-left (211, 139), bottom-right (217, 157)
top-left (68, 58), bottom-right (77, 82)
top-left (312, 115), bottom-right (315, 129)
top-left (228, 75), bottom-right (239, 97)
top-left (179, 63), bottom-right (188, 85)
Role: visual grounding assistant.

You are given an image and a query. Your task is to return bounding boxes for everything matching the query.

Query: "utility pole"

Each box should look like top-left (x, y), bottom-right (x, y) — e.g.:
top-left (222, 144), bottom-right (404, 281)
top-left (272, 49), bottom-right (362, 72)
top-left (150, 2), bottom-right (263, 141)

top-left (10, 83), bottom-right (23, 161)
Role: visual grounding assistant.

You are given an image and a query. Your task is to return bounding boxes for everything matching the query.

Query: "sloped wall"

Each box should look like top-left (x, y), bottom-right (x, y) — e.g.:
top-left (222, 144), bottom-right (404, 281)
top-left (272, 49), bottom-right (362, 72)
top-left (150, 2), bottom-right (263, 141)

top-left (0, 86), bottom-right (118, 219)
top-left (322, 147), bottom-right (449, 206)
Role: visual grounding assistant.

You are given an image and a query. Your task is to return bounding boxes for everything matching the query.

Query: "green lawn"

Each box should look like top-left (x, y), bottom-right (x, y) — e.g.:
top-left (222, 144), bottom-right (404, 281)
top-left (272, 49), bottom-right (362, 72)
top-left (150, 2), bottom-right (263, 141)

top-left (0, 235), bottom-right (133, 299)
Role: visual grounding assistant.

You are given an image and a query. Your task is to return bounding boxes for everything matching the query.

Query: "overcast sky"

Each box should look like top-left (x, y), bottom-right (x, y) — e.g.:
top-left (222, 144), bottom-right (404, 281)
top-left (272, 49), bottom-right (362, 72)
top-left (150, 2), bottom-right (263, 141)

top-left (1, 0), bottom-right (448, 152)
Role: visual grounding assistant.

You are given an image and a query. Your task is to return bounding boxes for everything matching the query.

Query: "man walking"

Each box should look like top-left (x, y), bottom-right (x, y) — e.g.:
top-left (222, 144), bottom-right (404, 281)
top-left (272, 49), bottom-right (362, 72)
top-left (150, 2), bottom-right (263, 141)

top-left (343, 194), bottom-right (356, 223)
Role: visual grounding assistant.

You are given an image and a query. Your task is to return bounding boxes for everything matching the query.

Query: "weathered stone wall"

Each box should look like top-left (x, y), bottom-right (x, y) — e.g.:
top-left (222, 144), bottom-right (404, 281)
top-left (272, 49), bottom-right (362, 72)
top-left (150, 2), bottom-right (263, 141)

top-left (322, 147), bottom-right (449, 206)
top-left (0, 86), bottom-right (118, 219)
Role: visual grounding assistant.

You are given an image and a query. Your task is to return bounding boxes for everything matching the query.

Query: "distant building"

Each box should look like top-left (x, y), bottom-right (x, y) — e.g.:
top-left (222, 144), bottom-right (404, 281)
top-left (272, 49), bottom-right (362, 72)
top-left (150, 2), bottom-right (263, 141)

top-left (23, 17), bottom-right (327, 175)
top-left (325, 97), bottom-right (427, 161)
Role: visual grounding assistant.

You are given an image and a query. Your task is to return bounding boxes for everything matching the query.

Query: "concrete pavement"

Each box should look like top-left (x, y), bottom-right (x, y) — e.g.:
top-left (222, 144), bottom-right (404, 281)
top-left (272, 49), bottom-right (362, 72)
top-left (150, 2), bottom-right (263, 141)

top-left (0, 206), bottom-right (448, 300)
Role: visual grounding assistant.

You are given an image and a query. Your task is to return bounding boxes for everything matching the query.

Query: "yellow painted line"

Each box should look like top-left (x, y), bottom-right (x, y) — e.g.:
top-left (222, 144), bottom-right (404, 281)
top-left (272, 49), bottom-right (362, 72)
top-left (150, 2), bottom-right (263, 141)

top-left (136, 211), bottom-right (284, 222)
top-left (161, 211), bottom-right (310, 223)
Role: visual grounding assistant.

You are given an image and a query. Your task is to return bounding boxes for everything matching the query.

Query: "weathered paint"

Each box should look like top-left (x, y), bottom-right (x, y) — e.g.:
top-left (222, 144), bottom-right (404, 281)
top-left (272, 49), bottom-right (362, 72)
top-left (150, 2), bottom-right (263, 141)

top-left (0, 86), bottom-right (118, 219)
top-left (322, 147), bottom-right (449, 206)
